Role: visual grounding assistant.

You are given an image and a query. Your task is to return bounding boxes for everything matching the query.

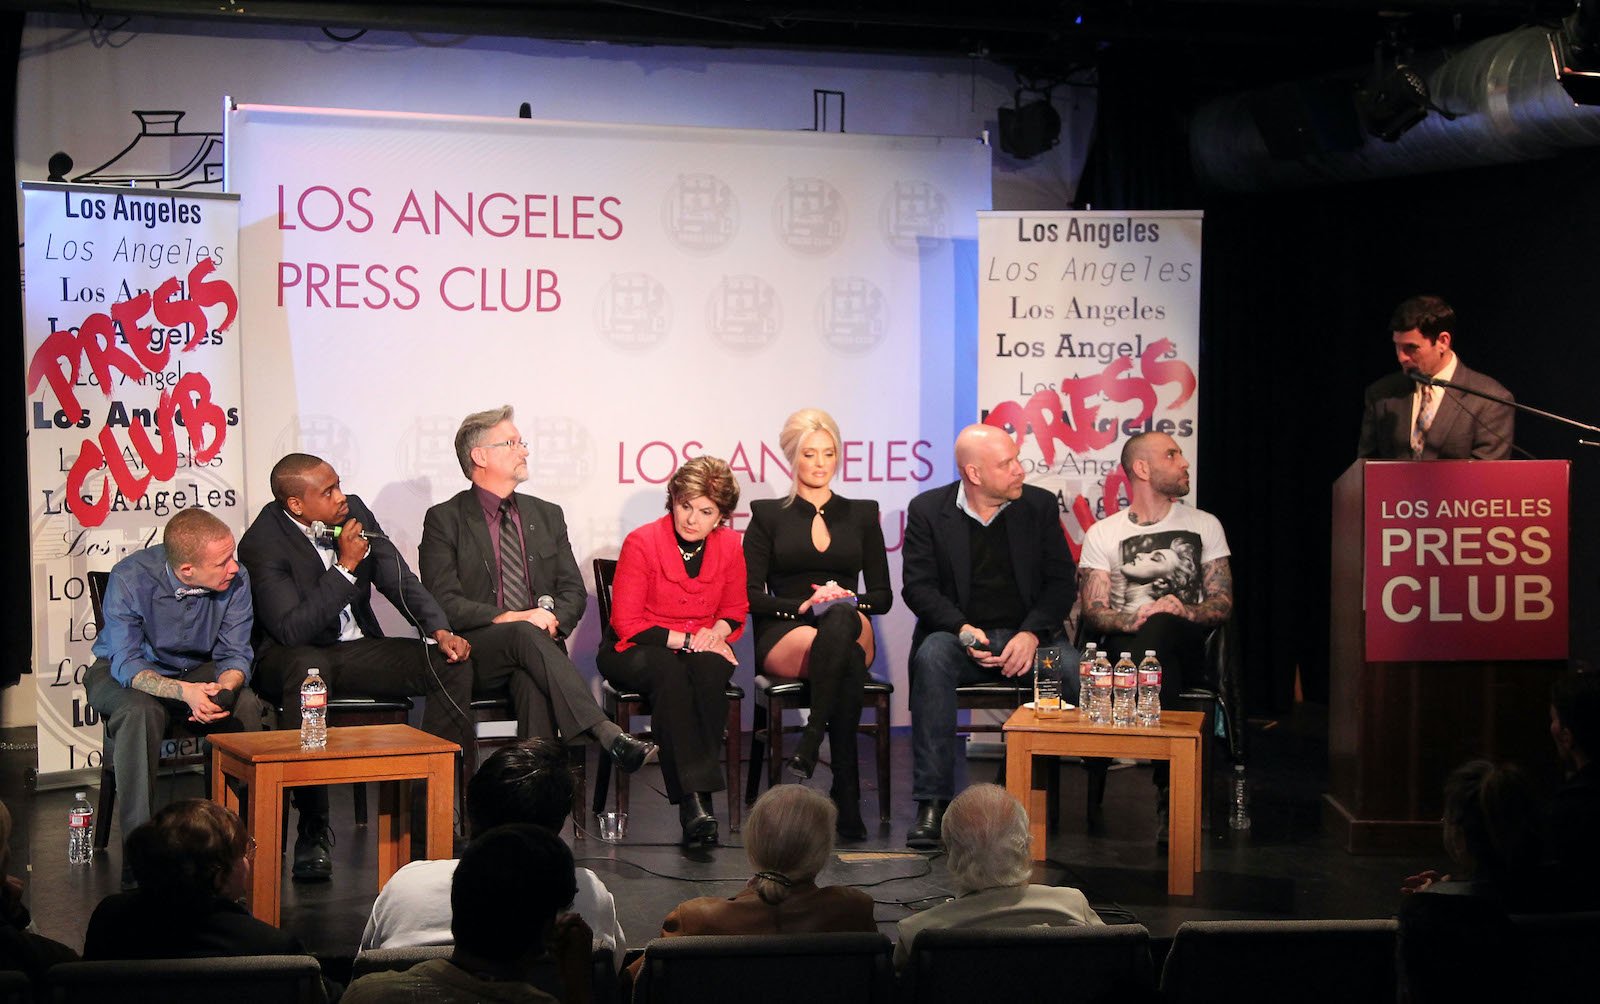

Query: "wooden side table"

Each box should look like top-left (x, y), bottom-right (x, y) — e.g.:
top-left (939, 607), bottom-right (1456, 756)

top-left (208, 724), bottom-right (459, 925)
top-left (1002, 708), bottom-right (1204, 896)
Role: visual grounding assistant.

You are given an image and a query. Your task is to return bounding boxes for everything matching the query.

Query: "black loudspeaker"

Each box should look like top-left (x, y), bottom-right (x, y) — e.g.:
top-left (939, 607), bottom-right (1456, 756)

top-left (999, 99), bottom-right (1061, 159)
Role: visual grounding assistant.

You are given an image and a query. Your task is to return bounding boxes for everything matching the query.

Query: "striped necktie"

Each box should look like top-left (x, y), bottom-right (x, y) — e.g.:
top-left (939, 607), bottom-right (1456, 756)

top-left (498, 500), bottom-right (532, 611)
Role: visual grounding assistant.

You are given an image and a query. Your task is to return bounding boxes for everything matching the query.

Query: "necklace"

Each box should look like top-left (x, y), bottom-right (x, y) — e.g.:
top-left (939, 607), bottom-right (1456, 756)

top-left (678, 540), bottom-right (705, 562)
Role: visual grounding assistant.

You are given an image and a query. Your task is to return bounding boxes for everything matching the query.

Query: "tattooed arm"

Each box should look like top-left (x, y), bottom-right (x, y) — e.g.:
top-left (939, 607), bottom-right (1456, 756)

top-left (1078, 567), bottom-right (1141, 635)
top-left (1185, 557), bottom-right (1234, 627)
top-left (129, 671), bottom-right (228, 723)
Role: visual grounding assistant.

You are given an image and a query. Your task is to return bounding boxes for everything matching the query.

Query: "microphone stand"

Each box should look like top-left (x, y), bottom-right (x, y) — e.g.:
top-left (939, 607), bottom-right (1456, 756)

top-left (1420, 374), bottom-right (1600, 448)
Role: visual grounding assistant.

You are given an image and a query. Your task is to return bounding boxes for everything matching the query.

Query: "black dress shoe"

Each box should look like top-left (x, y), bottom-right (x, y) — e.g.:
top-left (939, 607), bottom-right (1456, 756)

top-left (292, 823), bottom-right (334, 881)
top-left (785, 753), bottom-right (816, 781)
top-left (679, 792), bottom-right (718, 845)
top-left (906, 800), bottom-right (944, 849)
top-left (609, 733), bottom-right (657, 774)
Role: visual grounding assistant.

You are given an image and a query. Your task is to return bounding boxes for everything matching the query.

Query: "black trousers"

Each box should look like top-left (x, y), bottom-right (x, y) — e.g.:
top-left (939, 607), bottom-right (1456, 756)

top-left (253, 636), bottom-right (476, 821)
top-left (596, 644), bottom-right (731, 803)
top-left (464, 621), bottom-right (606, 741)
top-left (1102, 612), bottom-right (1211, 787)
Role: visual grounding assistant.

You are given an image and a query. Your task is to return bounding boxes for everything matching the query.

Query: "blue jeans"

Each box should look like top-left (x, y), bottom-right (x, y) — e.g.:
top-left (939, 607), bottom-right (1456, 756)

top-left (908, 629), bottom-right (1077, 802)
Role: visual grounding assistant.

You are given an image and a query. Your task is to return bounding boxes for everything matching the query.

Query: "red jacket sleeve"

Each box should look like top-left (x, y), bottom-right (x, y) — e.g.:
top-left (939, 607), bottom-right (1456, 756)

top-left (608, 529), bottom-right (656, 650)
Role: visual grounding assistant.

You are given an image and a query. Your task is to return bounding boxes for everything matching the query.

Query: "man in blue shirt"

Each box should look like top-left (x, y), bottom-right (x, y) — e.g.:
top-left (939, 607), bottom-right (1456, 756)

top-left (85, 509), bottom-right (263, 870)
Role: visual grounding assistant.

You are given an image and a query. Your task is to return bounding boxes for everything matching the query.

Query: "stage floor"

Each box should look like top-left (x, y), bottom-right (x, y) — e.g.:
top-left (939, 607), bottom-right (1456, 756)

top-left (2, 703), bottom-right (1435, 968)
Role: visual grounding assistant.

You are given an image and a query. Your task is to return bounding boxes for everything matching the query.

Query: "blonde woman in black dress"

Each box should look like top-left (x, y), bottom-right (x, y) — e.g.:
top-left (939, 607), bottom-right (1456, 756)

top-left (744, 409), bottom-right (892, 839)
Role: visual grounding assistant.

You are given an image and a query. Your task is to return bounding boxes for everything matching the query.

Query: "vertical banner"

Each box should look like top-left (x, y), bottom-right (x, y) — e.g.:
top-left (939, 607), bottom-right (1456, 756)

top-left (975, 211), bottom-right (1203, 552)
top-left (21, 183), bottom-right (244, 780)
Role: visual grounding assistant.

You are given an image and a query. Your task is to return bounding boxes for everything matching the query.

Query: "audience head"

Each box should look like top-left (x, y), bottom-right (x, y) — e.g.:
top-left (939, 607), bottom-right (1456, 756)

top-left (126, 798), bottom-right (252, 903)
top-left (451, 823), bottom-right (577, 963)
top-left (1440, 760), bottom-right (1542, 883)
top-left (666, 456), bottom-right (739, 541)
top-left (1551, 669), bottom-right (1600, 769)
top-left (941, 783), bottom-right (1033, 896)
top-left (779, 408), bottom-right (841, 504)
top-left (953, 424), bottom-right (1024, 508)
top-left (743, 785), bottom-right (836, 904)
top-left (467, 738), bottom-right (575, 835)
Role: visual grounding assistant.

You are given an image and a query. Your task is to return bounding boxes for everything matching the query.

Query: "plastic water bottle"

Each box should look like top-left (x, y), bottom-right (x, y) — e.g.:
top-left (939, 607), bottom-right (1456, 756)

top-left (1077, 644), bottom-right (1096, 714)
top-left (1229, 764), bottom-right (1252, 831)
top-left (1112, 652), bottom-right (1136, 726)
top-left (300, 668), bottom-right (328, 750)
top-left (1136, 650), bottom-right (1162, 726)
top-left (68, 791), bottom-right (93, 864)
top-left (1088, 650), bottom-right (1113, 725)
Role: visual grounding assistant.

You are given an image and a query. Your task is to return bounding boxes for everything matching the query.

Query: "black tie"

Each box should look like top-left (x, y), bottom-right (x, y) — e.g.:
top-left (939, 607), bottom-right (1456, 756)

top-left (498, 501), bottom-right (532, 612)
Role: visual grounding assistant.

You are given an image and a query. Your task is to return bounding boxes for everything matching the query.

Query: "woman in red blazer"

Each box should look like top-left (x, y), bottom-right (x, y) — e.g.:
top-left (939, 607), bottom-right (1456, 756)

top-left (599, 456), bottom-right (748, 846)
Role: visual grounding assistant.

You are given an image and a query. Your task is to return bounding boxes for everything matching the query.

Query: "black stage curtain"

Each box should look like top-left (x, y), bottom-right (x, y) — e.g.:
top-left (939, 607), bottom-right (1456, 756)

top-left (3, 14), bottom-right (26, 690)
top-left (1088, 55), bottom-right (1600, 714)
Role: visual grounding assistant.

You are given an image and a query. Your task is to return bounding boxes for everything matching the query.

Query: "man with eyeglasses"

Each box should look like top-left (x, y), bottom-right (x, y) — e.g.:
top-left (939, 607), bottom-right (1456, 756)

top-left (419, 406), bottom-right (655, 774)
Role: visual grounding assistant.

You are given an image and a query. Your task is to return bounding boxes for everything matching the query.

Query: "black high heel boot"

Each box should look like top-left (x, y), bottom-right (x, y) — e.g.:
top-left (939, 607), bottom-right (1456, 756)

top-left (828, 644), bottom-right (869, 841)
top-left (788, 605), bottom-right (857, 780)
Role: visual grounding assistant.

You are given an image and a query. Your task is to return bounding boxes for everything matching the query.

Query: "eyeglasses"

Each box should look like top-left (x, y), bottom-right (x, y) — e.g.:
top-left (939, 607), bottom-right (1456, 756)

top-left (243, 836), bottom-right (257, 861)
top-left (482, 439), bottom-right (529, 451)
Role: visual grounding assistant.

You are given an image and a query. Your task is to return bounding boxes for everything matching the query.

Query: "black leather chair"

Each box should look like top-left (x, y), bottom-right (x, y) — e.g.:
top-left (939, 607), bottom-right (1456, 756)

top-left (633, 932), bottom-right (894, 1004)
top-left (1160, 919), bottom-right (1398, 1004)
top-left (48, 955), bottom-right (327, 1004)
top-left (901, 924), bottom-right (1155, 1004)
top-left (744, 668), bottom-right (894, 822)
top-left (0, 970), bottom-right (29, 1004)
top-left (589, 558), bottom-right (744, 832)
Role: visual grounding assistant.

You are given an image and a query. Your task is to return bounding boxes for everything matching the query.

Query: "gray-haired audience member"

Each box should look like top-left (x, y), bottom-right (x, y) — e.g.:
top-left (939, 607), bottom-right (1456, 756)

top-left (629, 785), bottom-right (875, 980)
top-left (362, 738), bottom-right (625, 960)
top-left (894, 783), bottom-right (1102, 968)
top-left (344, 824), bottom-right (591, 1004)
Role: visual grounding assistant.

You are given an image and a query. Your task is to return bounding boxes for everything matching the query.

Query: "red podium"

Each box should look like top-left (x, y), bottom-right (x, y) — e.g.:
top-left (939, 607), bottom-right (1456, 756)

top-left (1327, 460), bottom-right (1569, 853)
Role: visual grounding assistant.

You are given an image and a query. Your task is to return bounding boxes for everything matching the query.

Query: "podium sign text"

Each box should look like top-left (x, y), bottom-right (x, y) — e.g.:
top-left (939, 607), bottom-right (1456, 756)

top-left (1364, 460), bottom-right (1568, 662)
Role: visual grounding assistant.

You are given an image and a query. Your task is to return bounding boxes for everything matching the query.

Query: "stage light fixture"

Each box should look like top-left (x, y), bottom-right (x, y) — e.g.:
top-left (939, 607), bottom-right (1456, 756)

top-left (1551, 1), bottom-right (1600, 105)
top-left (1356, 63), bottom-right (1432, 142)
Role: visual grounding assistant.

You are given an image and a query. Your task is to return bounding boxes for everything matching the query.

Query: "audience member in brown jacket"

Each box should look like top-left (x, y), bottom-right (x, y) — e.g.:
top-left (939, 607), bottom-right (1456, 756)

top-left (630, 785), bottom-right (875, 979)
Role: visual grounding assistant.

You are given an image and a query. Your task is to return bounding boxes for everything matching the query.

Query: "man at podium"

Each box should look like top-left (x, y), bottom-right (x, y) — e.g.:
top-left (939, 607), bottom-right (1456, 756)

top-left (1357, 295), bottom-right (1514, 460)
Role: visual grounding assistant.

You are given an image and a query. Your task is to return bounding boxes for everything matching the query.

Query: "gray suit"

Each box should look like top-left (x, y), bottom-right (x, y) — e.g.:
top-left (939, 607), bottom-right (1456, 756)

top-left (1357, 361), bottom-right (1515, 460)
top-left (418, 488), bottom-right (605, 741)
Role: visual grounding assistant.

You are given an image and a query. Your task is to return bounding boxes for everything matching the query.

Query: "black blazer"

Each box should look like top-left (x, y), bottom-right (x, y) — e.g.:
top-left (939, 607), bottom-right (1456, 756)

top-left (1357, 362), bottom-right (1515, 460)
top-left (84, 892), bottom-right (309, 961)
top-left (418, 488), bottom-right (588, 637)
top-left (900, 481), bottom-right (1075, 652)
top-left (238, 497), bottom-right (449, 653)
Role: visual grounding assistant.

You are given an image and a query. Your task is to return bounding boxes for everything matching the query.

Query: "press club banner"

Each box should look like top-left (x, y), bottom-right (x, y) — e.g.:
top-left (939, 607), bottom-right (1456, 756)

top-left (975, 211), bottom-right (1203, 554)
top-left (21, 183), bottom-right (245, 778)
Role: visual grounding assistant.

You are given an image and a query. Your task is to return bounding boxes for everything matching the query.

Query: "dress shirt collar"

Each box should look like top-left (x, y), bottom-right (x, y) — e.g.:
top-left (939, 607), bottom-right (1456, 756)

top-left (162, 562), bottom-right (209, 599)
top-left (956, 482), bottom-right (1011, 527)
top-left (475, 483), bottom-right (515, 522)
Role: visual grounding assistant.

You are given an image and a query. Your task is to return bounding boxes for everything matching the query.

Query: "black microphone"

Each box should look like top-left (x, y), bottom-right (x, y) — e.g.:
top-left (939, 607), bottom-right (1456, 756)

top-left (1406, 370), bottom-right (1437, 388)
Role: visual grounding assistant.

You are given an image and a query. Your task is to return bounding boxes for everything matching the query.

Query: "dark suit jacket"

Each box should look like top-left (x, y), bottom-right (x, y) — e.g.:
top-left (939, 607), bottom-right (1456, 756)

top-left (84, 892), bottom-right (309, 960)
top-left (1357, 362), bottom-right (1515, 460)
top-left (418, 488), bottom-right (587, 637)
top-left (238, 497), bottom-right (449, 653)
top-left (900, 481), bottom-right (1075, 652)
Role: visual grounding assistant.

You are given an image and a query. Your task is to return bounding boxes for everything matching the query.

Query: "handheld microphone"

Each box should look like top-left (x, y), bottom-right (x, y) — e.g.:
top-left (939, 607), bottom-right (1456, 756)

top-left (309, 520), bottom-right (388, 541)
top-left (959, 628), bottom-right (994, 653)
top-left (536, 595), bottom-right (555, 613)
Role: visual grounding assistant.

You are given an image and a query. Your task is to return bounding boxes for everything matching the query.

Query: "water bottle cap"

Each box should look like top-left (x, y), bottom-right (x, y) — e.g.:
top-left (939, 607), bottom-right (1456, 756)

top-left (1145, 650), bottom-right (1157, 656)
top-left (74, 791), bottom-right (86, 799)
top-left (307, 668), bottom-right (320, 677)
top-left (1121, 652), bottom-right (1132, 659)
